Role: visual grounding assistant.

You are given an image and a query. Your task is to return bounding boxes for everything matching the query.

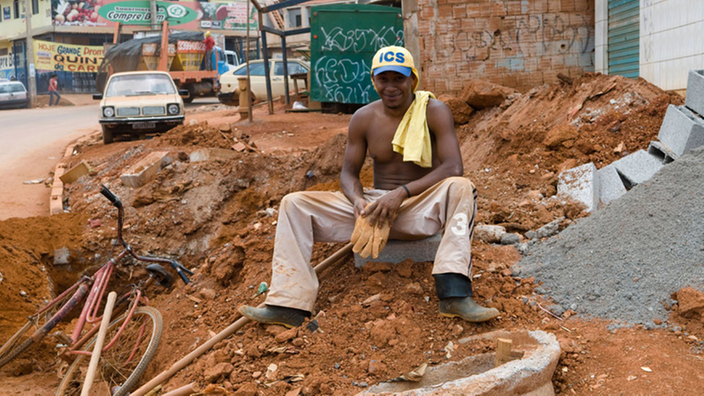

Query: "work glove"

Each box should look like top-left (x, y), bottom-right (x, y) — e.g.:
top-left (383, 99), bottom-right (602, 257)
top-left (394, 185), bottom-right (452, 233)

top-left (351, 214), bottom-right (391, 259)
top-left (351, 214), bottom-right (374, 255)
top-left (371, 222), bottom-right (391, 259)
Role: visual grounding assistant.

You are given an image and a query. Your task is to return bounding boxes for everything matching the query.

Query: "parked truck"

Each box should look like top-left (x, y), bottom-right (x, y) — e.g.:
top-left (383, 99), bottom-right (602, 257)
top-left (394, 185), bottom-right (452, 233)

top-left (97, 22), bottom-right (225, 103)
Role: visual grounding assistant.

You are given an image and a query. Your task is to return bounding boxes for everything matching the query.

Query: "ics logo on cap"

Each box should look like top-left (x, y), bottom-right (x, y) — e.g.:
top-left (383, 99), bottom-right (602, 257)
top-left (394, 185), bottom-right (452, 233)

top-left (379, 51), bottom-right (406, 64)
top-left (371, 46), bottom-right (420, 90)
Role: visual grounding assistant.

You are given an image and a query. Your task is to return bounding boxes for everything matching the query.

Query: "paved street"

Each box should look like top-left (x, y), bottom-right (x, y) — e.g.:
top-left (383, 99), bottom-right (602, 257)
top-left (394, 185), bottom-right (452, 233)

top-left (0, 104), bottom-right (99, 170)
top-left (0, 97), bottom-right (220, 220)
top-left (0, 103), bottom-right (99, 219)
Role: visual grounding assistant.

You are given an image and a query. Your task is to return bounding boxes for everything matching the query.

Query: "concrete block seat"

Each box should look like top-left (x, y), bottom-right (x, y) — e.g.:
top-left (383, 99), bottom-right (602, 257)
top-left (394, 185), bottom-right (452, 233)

top-left (354, 233), bottom-right (442, 267)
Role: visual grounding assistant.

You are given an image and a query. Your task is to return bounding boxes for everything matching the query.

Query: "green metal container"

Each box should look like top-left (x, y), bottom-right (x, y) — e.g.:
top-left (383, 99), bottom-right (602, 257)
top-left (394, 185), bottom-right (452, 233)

top-left (310, 4), bottom-right (404, 105)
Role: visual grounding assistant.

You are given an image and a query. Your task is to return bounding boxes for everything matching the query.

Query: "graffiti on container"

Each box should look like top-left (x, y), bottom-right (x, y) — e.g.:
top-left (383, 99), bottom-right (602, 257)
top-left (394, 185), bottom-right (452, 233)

top-left (313, 26), bottom-right (402, 103)
top-left (320, 26), bottom-right (403, 53)
top-left (448, 14), bottom-right (593, 57)
top-left (313, 56), bottom-right (375, 103)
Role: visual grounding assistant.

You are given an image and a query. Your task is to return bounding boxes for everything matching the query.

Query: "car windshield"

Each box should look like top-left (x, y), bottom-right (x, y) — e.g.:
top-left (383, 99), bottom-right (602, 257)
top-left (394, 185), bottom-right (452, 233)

top-left (234, 62), bottom-right (266, 76)
top-left (0, 83), bottom-right (26, 93)
top-left (106, 74), bottom-right (176, 97)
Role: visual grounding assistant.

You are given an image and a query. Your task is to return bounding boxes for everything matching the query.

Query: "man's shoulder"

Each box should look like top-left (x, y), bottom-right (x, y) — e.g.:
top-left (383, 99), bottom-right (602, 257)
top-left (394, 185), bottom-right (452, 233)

top-left (351, 100), bottom-right (381, 120)
top-left (348, 100), bottom-right (382, 136)
top-left (427, 97), bottom-right (447, 110)
top-left (426, 97), bottom-right (451, 120)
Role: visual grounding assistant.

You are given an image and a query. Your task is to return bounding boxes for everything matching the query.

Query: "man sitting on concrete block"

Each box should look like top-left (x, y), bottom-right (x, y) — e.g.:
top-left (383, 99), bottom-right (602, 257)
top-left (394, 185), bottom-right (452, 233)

top-left (239, 46), bottom-right (499, 328)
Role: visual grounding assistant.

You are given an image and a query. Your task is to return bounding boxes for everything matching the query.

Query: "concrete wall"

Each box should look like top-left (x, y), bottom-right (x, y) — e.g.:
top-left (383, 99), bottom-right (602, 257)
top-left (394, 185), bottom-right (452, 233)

top-left (640, 0), bottom-right (704, 91)
top-left (0, 0), bottom-right (53, 40)
top-left (417, 0), bottom-right (595, 95)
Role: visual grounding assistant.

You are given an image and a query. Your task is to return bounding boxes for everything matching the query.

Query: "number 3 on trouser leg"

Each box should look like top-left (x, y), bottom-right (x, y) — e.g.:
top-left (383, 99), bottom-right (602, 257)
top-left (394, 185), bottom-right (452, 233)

top-left (451, 213), bottom-right (468, 236)
top-left (55, 307), bottom-right (163, 396)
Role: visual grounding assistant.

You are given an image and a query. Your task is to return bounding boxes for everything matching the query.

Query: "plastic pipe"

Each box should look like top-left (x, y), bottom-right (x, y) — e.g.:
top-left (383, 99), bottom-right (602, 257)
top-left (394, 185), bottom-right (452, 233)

top-left (81, 291), bottom-right (117, 396)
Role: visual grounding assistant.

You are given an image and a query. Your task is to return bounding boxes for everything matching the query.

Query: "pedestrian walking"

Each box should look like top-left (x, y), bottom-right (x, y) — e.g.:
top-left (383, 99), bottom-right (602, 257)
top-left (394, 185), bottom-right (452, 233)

top-left (49, 74), bottom-right (61, 106)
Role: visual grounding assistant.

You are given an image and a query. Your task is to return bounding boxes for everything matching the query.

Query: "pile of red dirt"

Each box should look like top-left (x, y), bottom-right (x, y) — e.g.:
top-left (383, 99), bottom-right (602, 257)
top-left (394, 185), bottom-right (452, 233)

top-left (0, 214), bottom-right (88, 377)
top-left (1, 74), bottom-right (694, 395)
top-left (0, 214), bottom-right (87, 337)
top-left (455, 73), bottom-right (682, 231)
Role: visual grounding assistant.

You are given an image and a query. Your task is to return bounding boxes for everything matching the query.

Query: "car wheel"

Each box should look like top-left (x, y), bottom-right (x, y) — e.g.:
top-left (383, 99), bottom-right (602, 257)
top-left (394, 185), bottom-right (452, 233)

top-left (219, 92), bottom-right (239, 106)
top-left (102, 125), bottom-right (114, 144)
top-left (183, 90), bottom-right (195, 103)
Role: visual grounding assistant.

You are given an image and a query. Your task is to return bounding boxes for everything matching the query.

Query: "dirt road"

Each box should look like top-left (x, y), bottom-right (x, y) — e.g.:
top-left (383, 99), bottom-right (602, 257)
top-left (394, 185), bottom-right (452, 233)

top-left (0, 105), bottom-right (99, 220)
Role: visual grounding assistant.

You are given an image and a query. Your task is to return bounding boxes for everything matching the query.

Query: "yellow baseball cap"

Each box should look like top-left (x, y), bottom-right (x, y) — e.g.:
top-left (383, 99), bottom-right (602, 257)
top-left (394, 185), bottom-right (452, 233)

top-left (371, 46), bottom-right (419, 91)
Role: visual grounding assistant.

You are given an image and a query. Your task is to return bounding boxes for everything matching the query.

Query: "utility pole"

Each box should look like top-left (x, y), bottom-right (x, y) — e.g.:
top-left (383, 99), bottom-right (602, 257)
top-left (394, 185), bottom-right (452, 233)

top-left (23, 0), bottom-right (36, 107)
top-left (150, 0), bottom-right (158, 31)
top-left (401, 0), bottom-right (421, 90)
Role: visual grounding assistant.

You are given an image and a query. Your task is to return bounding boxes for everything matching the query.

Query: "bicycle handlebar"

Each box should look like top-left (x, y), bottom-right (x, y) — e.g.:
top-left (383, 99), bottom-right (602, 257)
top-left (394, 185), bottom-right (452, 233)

top-left (99, 184), bottom-right (191, 286)
top-left (100, 184), bottom-right (122, 209)
top-left (170, 260), bottom-right (193, 285)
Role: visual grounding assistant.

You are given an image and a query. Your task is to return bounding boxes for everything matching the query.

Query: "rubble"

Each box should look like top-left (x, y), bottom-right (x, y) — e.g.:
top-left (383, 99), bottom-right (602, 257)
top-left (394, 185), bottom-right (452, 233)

top-left (459, 79), bottom-right (517, 109)
top-left (2, 73), bottom-right (700, 395)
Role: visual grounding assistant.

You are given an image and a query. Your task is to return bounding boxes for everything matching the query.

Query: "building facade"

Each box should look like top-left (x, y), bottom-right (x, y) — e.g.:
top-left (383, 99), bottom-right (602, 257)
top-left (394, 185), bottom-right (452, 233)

top-left (0, 0), bottom-right (259, 93)
top-left (415, 0), bottom-right (596, 95)
top-left (596, 0), bottom-right (704, 93)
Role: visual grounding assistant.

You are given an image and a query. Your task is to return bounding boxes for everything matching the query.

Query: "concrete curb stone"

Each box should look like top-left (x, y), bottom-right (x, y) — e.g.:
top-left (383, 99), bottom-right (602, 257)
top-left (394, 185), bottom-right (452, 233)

top-left (685, 69), bottom-right (704, 116)
top-left (657, 105), bottom-right (704, 157)
top-left (611, 149), bottom-right (663, 189)
top-left (597, 163), bottom-right (628, 206)
top-left (557, 162), bottom-right (599, 212)
top-left (647, 140), bottom-right (677, 163)
top-left (120, 151), bottom-right (172, 188)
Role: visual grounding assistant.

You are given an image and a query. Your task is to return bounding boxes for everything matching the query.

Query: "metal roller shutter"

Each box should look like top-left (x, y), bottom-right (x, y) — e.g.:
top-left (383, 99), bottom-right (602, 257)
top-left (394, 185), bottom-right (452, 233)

top-left (608, 0), bottom-right (640, 78)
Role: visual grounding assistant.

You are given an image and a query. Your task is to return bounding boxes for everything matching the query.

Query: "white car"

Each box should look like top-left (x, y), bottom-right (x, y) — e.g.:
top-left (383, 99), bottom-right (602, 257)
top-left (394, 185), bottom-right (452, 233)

top-left (218, 59), bottom-right (309, 105)
top-left (0, 81), bottom-right (29, 109)
top-left (94, 71), bottom-right (187, 144)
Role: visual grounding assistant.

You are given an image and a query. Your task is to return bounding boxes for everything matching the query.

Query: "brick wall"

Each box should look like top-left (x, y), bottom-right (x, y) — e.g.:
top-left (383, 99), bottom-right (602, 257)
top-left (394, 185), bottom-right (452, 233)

top-left (418, 0), bottom-right (595, 95)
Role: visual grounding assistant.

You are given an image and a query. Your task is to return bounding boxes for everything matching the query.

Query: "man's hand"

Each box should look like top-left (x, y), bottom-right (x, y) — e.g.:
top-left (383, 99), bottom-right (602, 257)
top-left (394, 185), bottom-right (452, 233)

top-left (361, 188), bottom-right (406, 228)
top-left (353, 198), bottom-right (368, 218)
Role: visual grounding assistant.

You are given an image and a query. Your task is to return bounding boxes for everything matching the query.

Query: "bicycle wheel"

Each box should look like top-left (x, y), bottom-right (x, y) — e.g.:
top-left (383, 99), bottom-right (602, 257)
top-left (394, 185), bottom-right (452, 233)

top-left (56, 306), bottom-right (163, 396)
top-left (0, 283), bottom-right (89, 369)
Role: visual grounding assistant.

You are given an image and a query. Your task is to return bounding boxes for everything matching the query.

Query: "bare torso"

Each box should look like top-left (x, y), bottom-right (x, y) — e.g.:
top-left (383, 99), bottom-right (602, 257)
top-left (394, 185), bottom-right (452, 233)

top-left (364, 100), bottom-right (440, 190)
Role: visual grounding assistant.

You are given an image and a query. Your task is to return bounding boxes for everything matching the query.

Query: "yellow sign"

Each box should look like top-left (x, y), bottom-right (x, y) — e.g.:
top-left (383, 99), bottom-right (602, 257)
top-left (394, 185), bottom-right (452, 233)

top-left (33, 40), bottom-right (105, 73)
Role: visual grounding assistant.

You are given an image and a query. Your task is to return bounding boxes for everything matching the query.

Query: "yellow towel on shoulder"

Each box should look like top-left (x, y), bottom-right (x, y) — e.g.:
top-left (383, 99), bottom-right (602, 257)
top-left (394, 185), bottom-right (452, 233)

top-left (392, 91), bottom-right (436, 168)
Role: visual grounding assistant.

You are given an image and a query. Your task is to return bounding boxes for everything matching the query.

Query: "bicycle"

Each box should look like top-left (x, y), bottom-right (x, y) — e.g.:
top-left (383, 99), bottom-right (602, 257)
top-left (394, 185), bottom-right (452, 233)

top-left (0, 185), bottom-right (193, 396)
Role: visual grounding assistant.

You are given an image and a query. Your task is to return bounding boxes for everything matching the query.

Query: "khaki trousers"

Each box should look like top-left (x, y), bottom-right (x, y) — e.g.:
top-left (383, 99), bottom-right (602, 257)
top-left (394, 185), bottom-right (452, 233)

top-left (265, 176), bottom-right (478, 312)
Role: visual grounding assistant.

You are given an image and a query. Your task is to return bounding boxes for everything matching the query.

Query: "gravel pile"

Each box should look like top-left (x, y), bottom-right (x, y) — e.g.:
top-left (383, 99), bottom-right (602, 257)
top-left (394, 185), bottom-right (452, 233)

top-left (514, 146), bottom-right (704, 327)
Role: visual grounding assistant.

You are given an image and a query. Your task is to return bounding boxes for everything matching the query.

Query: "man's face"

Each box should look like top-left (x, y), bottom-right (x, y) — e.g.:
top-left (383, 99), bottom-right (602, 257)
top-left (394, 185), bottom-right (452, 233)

top-left (373, 71), bottom-right (415, 109)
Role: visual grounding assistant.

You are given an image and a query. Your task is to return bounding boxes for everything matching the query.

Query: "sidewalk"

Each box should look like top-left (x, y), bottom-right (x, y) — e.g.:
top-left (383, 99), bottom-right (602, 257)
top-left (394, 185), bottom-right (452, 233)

top-left (34, 93), bottom-right (95, 107)
top-left (61, 94), bottom-right (97, 106)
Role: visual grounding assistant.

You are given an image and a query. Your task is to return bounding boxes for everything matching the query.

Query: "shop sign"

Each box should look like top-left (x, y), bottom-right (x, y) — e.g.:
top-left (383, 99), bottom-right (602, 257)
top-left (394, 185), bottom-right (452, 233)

top-left (97, 1), bottom-right (197, 26)
top-left (3, 6), bottom-right (10, 20)
top-left (0, 55), bottom-right (13, 70)
top-left (52, 0), bottom-right (257, 31)
top-left (33, 40), bottom-right (105, 73)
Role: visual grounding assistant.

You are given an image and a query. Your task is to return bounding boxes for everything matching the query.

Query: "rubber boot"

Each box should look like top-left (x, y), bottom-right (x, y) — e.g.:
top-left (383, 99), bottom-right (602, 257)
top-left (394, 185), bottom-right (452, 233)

top-left (434, 273), bottom-right (499, 323)
top-left (239, 305), bottom-right (310, 328)
top-left (438, 296), bottom-right (500, 323)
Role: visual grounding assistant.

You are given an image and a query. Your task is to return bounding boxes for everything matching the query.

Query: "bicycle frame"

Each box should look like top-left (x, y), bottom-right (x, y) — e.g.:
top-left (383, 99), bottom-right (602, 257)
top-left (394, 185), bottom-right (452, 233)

top-left (1, 184), bottom-right (191, 374)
